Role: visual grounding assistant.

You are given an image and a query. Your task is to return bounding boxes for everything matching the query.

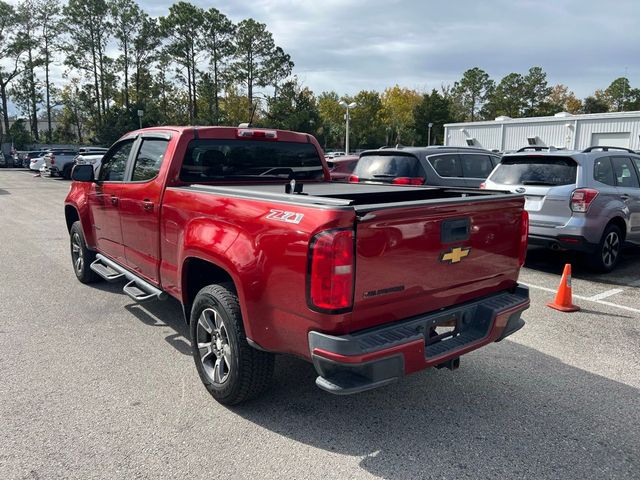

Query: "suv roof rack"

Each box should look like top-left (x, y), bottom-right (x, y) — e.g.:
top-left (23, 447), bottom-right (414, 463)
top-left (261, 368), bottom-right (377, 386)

top-left (582, 146), bottom-right (636, 154)
top-left (516, 146), bottom-right (564, 152)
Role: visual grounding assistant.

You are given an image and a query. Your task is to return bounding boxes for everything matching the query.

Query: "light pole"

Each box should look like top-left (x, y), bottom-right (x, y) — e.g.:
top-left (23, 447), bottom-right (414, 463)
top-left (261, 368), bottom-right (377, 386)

top-left (137, 109), bottom-right (144, 129)
top-left (427, 122), bottom-right (433, 146)
top-left (339, 100), bottom-right (357, 154)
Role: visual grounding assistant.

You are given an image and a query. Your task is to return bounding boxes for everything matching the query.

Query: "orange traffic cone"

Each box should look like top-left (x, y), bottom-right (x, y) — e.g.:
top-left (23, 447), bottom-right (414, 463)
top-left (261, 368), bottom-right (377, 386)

top-left (547, 263), bottom-right (580, 312)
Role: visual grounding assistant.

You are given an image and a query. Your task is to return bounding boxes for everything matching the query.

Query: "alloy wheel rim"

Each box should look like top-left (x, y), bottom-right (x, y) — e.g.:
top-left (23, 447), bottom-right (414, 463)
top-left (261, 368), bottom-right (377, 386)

top-left (197, 307), bottom-right (232, 385)
top-left (602, 232), bottom-right (620, 268)
top-left (71, 233), bottom-right (84, 273)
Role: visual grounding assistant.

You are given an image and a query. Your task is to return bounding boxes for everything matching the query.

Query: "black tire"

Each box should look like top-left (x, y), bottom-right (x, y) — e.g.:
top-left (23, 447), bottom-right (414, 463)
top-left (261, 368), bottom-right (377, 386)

top-left (190, 284), bottom-right (274, 405)
top-left (70, 221), bottom-right (100, 283)
top-left (62, 164), bottom-right (72, 180)
top-left (589, 224), bottom-right (622, 273)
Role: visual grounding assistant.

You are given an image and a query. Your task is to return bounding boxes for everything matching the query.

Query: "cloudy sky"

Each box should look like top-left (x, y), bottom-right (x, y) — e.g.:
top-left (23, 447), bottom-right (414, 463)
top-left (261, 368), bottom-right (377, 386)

top-left (5, 0), bottom-right (640, 111)
top-left (170, 0), bottom-right (639, 97)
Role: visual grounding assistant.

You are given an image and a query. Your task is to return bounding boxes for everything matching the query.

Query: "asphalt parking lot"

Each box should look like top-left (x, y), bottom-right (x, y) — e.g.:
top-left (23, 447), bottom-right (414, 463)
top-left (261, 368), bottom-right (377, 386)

top-left (1, 169), bottom-right (638, 480)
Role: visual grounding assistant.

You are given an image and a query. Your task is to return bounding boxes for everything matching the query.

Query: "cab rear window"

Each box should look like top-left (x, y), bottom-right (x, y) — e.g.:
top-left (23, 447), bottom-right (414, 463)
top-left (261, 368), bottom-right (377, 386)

top-left (489, 155), bottom-right (577, 186)
top-left (352, 154), bottom-right (423, 180)
top-left (180, 139), bottom-right (325, 182)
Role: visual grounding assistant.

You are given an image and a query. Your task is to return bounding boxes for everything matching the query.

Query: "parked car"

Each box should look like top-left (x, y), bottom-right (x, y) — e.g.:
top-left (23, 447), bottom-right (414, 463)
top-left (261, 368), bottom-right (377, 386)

top-left (44, 149), bottom-right (80, 178)
top-left (348, 146), bottom-right (501, 188)
top-left (325, 151), bottom-right (346, 159)
top-left (65, 126), bottom-right (529, 404)
top-left (482, 145), bottom-right (640, 272)
top-left (21, 151), bottom-right (45, 168)
top-left (73, 153), bottom-right (105, 177)
top-left (30, 154), bottom-right (47, 172)
top-left (327, 155), bottom-right (359, 182)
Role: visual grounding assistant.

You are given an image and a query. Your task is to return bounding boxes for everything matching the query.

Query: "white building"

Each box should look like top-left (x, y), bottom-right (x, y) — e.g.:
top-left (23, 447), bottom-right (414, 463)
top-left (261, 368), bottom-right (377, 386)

top-left (444, 111), bottom-right (640, 152)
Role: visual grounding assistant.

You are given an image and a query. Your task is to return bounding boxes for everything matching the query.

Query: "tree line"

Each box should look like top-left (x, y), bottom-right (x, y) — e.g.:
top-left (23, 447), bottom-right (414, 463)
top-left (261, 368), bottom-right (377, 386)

top-left (1, 0), bottom-right (639, 150)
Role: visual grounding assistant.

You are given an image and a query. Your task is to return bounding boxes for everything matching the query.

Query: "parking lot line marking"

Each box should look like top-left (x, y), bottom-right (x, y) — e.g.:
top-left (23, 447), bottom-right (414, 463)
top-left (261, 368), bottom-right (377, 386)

top-left (587, 288), bottom-right (625, 301)
top-left (525, 283), bottom-right (640, 315)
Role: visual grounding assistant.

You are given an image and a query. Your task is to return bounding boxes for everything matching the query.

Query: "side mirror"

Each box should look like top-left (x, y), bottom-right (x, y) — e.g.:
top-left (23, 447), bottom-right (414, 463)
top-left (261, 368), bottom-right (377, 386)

top-left (71, 164), bottom-right (95, 182)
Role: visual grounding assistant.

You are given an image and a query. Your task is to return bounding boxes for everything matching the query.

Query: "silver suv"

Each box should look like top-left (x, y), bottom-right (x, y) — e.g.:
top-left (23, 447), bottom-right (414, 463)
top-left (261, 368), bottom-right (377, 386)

top-left (483, 146), bottom-right (640, 272)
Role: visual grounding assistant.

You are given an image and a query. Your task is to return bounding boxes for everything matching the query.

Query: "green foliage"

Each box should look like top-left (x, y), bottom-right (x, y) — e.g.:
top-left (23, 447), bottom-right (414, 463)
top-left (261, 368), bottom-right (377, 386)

top-left (8, 118), bottom-right (33, 148)
top-left (262, 78), bottom-right (319, 134)
top-left (483, 73), bottom-right (525, 119)
top-left (413, 90), bottom-right (454, 145)
top-left (232, 19), bottom-right (293, 116)
top-left (603, 77), bottom-right (640, 112)
top-left (317, 91), bottom-right (343, 149)
top-left (581, 95), bottom-right (609, 114)
top-left (451, 67), bottom-right (494, 121)
top-left (380, 85), bottom-right (422, 145)
top-left (350, 90), bottom-right (385, 149)
top-left (522, 67), bottom-right (552, 116)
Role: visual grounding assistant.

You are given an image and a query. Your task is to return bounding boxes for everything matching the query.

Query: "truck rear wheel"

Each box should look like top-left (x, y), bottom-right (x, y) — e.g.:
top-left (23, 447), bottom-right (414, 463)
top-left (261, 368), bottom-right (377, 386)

top-left (190, 284), bottom-right (274, 405)
top-left (70, 221), bottom-right (101, 283)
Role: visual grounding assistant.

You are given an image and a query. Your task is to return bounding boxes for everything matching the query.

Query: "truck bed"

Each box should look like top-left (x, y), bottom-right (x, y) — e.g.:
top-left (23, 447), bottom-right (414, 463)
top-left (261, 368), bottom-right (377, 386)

top-left (176, 182), bottom-right (516, 211)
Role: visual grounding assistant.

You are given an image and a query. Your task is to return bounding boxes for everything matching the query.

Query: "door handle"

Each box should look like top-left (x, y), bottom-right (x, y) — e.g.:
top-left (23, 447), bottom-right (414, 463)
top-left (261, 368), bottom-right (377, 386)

top-left (142, 200), bottom-right (154, 212)
top-left (620, 194), bottom-right (631, 201)
top-left (110, 195), bottom-right (118, 206)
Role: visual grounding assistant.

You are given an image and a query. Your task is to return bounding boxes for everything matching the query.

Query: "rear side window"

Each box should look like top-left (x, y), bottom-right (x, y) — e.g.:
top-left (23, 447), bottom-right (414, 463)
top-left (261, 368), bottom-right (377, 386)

top-left (489, 155), bottom-right (577, 186)
top-left (611, 157), bottom-right (640, 188)
top-left (180, 139), bottom-right (324, 182)
top-left (460, 154), bottom-right (495, 179)
top-left (352, 154), bottom-right (423, 180)
top-left (593, 157), bottom-right (615, 186)
top-left (428, 154), bottom-right (463, 177)
top-left (131, 138), bottom-right (169, 182)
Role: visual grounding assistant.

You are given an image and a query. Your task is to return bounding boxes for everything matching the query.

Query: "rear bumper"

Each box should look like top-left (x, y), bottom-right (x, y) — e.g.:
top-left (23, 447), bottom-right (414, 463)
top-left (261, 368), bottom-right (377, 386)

top-left (528, 234), bottom-right (598, 253)
top-left (309, 286), bottom-right (529, 395)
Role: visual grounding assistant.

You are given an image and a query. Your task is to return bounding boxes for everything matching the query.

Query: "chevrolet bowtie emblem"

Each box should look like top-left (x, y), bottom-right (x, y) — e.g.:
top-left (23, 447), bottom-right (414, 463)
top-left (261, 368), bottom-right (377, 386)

top-left (440, 246), bottom-right (471, 264)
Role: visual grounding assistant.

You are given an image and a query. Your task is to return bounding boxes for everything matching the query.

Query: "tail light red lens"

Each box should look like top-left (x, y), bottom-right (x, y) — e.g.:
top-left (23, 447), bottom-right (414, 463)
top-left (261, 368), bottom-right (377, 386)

top-left (50, 155), bottom-right (55, 165)
top-left (519, 210), bottom-right (529, 267)
top-left (570, 188), bottom-right (598, 212)
top-left (308, 229), bottom-right (354, 312)
top-left (392, 177), bottom-right (425, 185)
top-left (348, 175), bottom-right (359, 183)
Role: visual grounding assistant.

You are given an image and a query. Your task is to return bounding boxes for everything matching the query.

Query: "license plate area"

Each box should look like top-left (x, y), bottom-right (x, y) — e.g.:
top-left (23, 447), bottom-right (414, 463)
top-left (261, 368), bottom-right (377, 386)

top-left (424, 307), bottom-right (493, 358)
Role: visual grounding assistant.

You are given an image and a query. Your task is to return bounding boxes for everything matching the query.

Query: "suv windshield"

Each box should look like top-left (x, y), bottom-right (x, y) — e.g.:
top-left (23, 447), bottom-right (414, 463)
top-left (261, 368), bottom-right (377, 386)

top-left (180, 139), bottom-right (325, 182)
top-left (490, 155), bottom-right (577, 186)
top-left (352, 154), bottom-right (422, 180)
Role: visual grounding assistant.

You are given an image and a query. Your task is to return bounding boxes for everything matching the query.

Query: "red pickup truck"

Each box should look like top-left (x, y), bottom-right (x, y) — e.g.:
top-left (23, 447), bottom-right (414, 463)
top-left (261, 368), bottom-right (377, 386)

top-left (65, 126), bottom-right (530, 405)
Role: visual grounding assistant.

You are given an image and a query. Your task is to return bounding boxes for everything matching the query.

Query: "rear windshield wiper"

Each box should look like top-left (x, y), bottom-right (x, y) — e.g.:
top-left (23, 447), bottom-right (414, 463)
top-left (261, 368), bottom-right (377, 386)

top-left (371, 174), bottom-right (396, 178)
top-left (521, 180), bottom-right (560, 186)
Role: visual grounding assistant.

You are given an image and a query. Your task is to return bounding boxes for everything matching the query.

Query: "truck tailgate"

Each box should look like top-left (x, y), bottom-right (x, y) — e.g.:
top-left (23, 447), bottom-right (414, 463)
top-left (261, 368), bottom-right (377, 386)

top-left (350, 196), bottom-right (525, 331)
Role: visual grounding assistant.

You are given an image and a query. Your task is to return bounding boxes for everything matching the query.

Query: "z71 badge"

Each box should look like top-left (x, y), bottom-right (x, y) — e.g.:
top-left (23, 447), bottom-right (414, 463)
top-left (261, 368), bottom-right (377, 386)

top-left (265, 209), bottom-right (304, 224)
top-left (440, 246), bottom-right (471, 264)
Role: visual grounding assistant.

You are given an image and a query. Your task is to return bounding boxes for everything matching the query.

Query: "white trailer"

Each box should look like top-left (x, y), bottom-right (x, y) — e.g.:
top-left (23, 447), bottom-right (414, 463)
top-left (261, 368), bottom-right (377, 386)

top-left (444, 111), bottom-right (640, 152)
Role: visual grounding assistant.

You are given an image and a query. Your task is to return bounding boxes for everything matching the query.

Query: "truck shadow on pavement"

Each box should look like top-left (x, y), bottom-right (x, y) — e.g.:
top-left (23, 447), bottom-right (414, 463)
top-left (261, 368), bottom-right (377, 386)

top-left (525, 245), bottom-right (640, 287)
top-left (123, 297), bottom-right (191, 356)
top-left (233, 342), bottom-right (638, 480)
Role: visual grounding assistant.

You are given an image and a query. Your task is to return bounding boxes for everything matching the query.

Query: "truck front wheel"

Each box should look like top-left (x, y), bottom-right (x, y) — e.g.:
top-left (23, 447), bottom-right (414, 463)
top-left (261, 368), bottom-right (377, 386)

top-left (190, 284), bottom-right (274, 405)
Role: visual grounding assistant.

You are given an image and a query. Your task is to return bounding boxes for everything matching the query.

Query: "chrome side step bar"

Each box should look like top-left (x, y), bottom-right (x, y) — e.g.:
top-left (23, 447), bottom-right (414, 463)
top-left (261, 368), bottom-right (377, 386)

top-left (90, 254), bottom-right (167, 303)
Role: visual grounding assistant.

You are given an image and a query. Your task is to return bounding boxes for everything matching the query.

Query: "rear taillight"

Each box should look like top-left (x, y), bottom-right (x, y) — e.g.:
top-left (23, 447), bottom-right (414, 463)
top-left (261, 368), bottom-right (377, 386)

top-left (348, 175), bottom-right (359, 183)
top-left (519, 210), bottom-right (529, 267)
top-left (50, 155), bottom-right (55, 165)
top-left (479, 182), bottom-right (486, 189)
top-left (391, 177), bottom-right (424, 185)
top-left (308, 229), bottom-right (354, 312)
top-left (570, 188), bottom-right (598, 212)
